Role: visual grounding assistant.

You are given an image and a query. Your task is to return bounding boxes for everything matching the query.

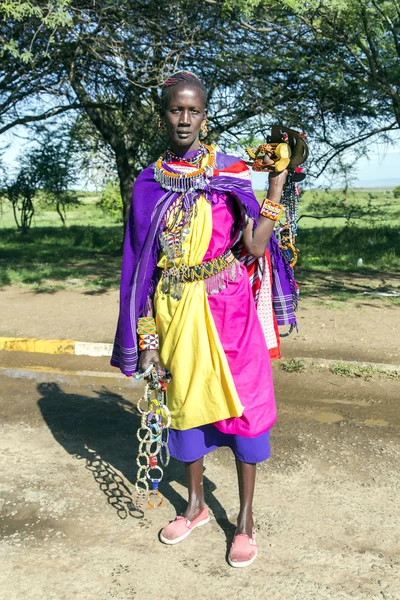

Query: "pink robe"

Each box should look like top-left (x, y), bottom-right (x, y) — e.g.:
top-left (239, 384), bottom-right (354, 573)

top-left (204, 192), bottom-right (276, 437)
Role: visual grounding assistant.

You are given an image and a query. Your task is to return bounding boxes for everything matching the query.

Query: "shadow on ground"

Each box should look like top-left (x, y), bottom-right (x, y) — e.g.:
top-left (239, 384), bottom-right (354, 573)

top-left (36, 382), bottom-right (236, 544)
top-left (0, 226), bottom-right (122, 293)
top-left (297, 267), bottom-right (400, 302)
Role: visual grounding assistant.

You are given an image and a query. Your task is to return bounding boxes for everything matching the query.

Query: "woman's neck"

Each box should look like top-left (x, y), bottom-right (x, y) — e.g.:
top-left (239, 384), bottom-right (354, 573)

top-left (168, 141), bottom-right (200, 158)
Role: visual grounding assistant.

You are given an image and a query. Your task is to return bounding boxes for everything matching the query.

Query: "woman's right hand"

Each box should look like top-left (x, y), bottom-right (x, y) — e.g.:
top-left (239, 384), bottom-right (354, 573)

top-left (138, 349), bottom-right (165, 375)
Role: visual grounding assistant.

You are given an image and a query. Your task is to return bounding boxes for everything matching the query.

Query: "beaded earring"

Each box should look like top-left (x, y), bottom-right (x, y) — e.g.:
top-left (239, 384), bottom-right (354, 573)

top-left (157, 117), bottom-right (166, 134)
top-left (200, 120), bottom-right (208, 139)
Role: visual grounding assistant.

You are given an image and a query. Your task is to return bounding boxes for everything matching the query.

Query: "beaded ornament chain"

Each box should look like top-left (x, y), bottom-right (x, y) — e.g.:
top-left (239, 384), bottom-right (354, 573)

top-left (159, 193), bottom-right (198, 300)
top-left (133, 365), bottom-right (171, 515)
top-left (276, 172), bottom-right (301, 267)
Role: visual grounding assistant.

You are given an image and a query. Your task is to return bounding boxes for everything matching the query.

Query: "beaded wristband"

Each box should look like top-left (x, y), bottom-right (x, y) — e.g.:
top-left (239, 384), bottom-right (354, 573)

top-left (138, 333), bottom-right (159, 351)
top-left (260, 198), bottom-right (283, 221)
top-left (137, 317), bottom-right (159, 350)
top-left (137, 316), bottom-right (157, 335)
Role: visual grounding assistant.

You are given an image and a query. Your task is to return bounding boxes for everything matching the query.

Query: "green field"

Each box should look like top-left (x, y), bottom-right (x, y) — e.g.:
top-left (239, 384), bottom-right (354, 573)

top-left (0, 188), bottom-right (399, 299)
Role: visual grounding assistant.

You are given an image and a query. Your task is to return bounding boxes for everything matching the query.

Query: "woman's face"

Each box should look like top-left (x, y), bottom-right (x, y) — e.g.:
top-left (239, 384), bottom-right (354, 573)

top-left (163, 82), bottom-right (207, 152)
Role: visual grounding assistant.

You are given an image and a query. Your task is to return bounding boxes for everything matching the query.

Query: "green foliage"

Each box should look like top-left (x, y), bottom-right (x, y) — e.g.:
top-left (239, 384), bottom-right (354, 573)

top-left (0, 0), bottom-right (400, 225)
top-left (281, 359), bottom-right (306, 373)
top-left (0, 225), bottom-right (121, 291)
top-left (30, 129), bottom-right (80, 225)
top-left (222, 0), bottom-right (264, 18)
top-left (1, 0), bottom-right (399, 223)
top-left (393, 186), bottom-right (400, 199)
top-left (330, 362), bottom-right (400, 379)
top-left (1, 0), bottom-right (72, 61)
top-left (97, 180), bottom-right (124, 222)
top-left (1, 128), bottom-right (81, 228)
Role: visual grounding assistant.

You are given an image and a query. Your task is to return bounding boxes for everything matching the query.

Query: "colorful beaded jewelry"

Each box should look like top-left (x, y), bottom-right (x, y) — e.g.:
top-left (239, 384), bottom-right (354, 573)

top-left (137, 317), bottom-right (157, 335)
top-left (137, 317), bottom-right (159, 350)
top-left (138, 333), bottom-right (159, 351)
top-left (154, 143), bottom-right (216, 192)
top-left (200, 119), bottom-right (208, 139)
top-left (260, 198), bottom-right (283, 221)
top-left (133, 365), bottom-right (171, 514)
top-left (157, 117), bottom-right (166, 134)
top-left (166, 143), bottom-right (206, 166)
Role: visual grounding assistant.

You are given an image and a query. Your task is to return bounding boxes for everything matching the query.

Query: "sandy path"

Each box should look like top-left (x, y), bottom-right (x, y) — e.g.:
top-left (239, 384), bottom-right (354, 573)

top-left (1, 287), bottom-right (399, 364)
top-left (1, 368), bottom-right (400, 599)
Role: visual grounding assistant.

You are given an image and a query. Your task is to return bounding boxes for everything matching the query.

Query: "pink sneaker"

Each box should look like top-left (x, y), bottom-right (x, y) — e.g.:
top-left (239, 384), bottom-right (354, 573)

top-left (228, 531), bottom-right (258, 568)
top-left (159, 507), bottom-right (210, 545)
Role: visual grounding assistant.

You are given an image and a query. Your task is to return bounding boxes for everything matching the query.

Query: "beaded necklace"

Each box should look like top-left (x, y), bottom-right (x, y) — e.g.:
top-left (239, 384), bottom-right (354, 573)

top-left (159, 193), bottom-right (198, 300)
top-left (165, 143), bottom-right (206, 166)
top-left (276, 172), bottom-right (300, 267)
top-left (154, 143), bottom-right (216, 193)
top-left (157, 146), bottom-right (214, 299)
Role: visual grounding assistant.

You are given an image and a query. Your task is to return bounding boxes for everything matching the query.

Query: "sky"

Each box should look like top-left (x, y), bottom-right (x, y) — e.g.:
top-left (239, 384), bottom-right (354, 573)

top-left (2, 128), bottom-right (400, 190)
top-left (251, 135), bottom-right (400, 190)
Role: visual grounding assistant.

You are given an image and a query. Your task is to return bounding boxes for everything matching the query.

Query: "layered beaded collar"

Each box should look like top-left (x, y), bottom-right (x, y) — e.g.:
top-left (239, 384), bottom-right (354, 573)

top-left (154, 143), bottom-right (216, 193)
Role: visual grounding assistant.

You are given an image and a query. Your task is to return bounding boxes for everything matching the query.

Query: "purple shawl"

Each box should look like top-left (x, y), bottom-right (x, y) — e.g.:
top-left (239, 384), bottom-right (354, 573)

top-left (268, 234), bottom-right (298, 326)
top-left (111, 152), bottom-right (260, 376)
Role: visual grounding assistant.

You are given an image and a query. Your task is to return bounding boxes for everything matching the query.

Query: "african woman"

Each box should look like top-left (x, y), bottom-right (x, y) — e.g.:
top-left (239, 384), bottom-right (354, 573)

top-left (111, 71), bottom-right (288, 568)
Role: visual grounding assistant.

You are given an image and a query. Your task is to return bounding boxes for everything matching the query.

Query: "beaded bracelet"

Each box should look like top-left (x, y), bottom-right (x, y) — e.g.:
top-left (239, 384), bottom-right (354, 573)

top-left (260, 198), bottom-right (283, 221)
top-left (137, 317), bottom-right (159, 350)
top-left (137, 316), bottom-right (157, 335)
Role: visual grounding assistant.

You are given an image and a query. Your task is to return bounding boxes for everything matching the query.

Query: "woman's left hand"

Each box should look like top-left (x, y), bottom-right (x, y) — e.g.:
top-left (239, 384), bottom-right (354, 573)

top-left (262, 153), bottom-right (288, 189)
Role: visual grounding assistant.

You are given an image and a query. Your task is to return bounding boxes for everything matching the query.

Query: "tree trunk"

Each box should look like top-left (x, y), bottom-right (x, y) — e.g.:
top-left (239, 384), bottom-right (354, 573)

top-left (21, 195), bottom-right (34, 234)
top-left (56, 201), bottom-right (67, 227)
top-left (12, 199), bottom-right (21, 230)
top-left (115, 151), bottom-right (134, 234)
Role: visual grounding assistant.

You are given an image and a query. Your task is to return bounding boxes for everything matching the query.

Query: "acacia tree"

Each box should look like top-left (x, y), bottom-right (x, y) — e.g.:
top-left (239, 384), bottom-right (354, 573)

top-left (31, 128), bottom-right (80, 226)
top-left (228, 0), bottom-right (400, 175)
top-left (2, 154), bottom-right (38, 232)
top-left (1, 0), bottom-right (399, 224)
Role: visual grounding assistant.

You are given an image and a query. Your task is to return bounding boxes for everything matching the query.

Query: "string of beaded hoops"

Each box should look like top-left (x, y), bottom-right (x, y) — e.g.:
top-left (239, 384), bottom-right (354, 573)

top-left (276, 172), bottom-right (301, 267)
top-left (133, 365), bottom-right (171, 515)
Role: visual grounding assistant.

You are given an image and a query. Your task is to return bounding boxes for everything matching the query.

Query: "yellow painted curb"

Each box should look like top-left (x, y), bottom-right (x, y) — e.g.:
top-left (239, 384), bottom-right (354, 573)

top-left (0, 337), bottom-right (76, 355)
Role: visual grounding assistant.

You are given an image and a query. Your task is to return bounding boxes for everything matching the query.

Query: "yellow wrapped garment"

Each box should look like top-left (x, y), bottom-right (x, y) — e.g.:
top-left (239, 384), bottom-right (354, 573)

top-left (154, 194), bottom-right (244, 430)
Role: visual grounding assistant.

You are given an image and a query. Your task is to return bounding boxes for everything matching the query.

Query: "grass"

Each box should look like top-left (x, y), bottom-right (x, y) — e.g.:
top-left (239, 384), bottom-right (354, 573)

top-left (329, 362), bottom-right (400, 379)
top-left (0, 225), bottom-right (122, 292)
top-left (278, 359), bottom-right (400, 380)
top-left (0, 192), bottom-right (124, 292)
top-left (0, 187), bottom-right (399, 295)
top-left (258, 187), bottom-right (399, 301)
top-left (281, 359), bottom-right (306, 373)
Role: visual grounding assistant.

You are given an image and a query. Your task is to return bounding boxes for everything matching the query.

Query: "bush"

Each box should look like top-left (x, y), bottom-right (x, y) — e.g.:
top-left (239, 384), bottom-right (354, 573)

top-left (98, 180), bottom-right (123, 221)
top-left (393, 186), bottom-right (400, 199)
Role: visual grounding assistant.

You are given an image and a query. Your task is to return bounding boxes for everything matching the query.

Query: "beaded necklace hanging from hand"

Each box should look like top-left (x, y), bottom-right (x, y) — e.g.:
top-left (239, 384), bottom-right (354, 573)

top-left (133, 365), bottom-right (171, 515)
top-left (276, 171), bottom-right (301, 267)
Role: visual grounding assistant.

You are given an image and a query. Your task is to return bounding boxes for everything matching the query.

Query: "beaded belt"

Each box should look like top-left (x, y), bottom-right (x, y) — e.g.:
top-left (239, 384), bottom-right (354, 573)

top-left (161, 249), bottom-right (236, 284)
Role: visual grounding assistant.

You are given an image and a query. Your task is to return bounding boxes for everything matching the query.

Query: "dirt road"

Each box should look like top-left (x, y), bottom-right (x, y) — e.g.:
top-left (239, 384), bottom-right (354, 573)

top-left (1, 363), bottom-right (400, 600)
top-left (1, 287), bottom-right (399, 364)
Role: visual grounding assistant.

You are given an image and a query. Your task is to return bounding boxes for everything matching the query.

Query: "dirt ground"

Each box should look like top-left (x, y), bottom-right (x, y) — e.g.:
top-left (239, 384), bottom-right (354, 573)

top-left (0, 365), bottom-right (400, 599)
top-left (0, 286), bottom-right (399, 364)
top-left (1, 286), bottom-right (400, 599)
